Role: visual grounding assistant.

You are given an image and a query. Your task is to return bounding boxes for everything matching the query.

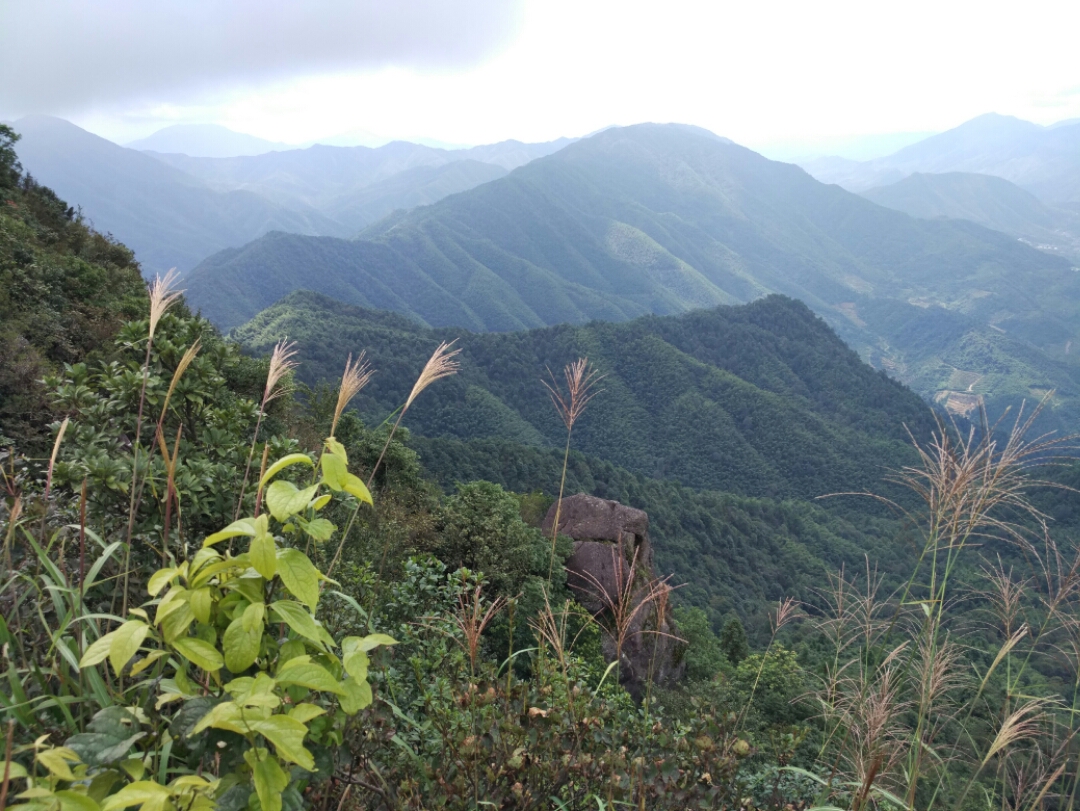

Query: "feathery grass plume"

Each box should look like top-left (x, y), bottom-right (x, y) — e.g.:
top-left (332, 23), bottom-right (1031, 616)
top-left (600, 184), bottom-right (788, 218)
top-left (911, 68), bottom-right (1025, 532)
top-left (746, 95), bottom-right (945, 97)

top-left (331, 351), bottom-right (374, 438)
top-left (544, 358), bottom-right (604, 581)
top-left (43, 417), bottom-right (68, 503)
top-left (235, 340), bottom-right (299, 519)
top-left (155, 339), bottom-right (200, 436)
top-left (367, 340), bottom-right (459, 487)
top-left (147, 268), bottom-right (182, 341)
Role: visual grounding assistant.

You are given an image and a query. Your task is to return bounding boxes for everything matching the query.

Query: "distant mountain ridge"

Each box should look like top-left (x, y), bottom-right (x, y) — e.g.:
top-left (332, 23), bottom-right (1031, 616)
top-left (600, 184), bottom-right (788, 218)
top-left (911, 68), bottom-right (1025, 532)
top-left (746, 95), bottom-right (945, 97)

top-left (127, 123), bottom-right (294, 157)
top-left (802, 113), bottom-right (1080, 202)
top-left (861, 172), bottom-right (1080, 261)
top-left (9, 116), bottom-right (570, 274)
top-left (185, 122), bottom-right (1080, 432)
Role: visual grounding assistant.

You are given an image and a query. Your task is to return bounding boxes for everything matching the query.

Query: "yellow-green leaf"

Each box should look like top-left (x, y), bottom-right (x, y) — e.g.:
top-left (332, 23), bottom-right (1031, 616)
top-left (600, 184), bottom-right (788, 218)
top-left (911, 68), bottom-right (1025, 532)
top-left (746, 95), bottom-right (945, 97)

top-left (310, 494), bottom-right (331, 511)
top-left (250, 717), bottom-right (314, 770)
top-left (0, 760), bottom-right (28, 780)
top-left (301, 517), bottom-right (335, 544)
top-left (189, 588), bottom-right (212, 625)
top-left (270, 601), bottom-right (330, 648)
top-left (244, 748), bottom-right (288, 811)
top-left (37, 748), bottom-right (80, 781)
top-left (242, 601), bottom-right (266, 633)
top-left (275, 661), bottom-right (345, 695)
top-left (258, 453), bottom-right (314, 489)
top-left (339, 677), bottom-right (373, 714)
top-left (146, 567), bottom-right (176, 597)
top-left (101, 781), bottom-right (170, 811)
top-left (342, 473), bottom-right (372, 505)
top-left (249, 531), bottom-right (276, 580)
top-left (222, 617), bottom-right (261, 673)
top-left (129, 650), bottom-right (168, 677)
top-left (356, 632), bottom-right (398, 652)
top-left (266, 481), bottom-right (319, 522)
top-left (324, 437), bottom-right (347, 461)
top-left (320, 452), bottom-right (347, 491)
top-left (173, 637), bottom-right (223, 673)
top-left (287, 704), bottom-right (326, 723)
top-left (276, 549), bottom-right (319, 611)
top-left (201, 518), bottom-right (258, 548)
top-left (159, 603), bottom-right (195, 645)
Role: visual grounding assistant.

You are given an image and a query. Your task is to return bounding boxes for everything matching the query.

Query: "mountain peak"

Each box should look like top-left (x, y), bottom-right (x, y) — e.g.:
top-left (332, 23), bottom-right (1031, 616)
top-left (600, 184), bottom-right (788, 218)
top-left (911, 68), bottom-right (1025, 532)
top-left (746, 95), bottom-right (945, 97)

top-left (126, 124), bottom-right (293, 157)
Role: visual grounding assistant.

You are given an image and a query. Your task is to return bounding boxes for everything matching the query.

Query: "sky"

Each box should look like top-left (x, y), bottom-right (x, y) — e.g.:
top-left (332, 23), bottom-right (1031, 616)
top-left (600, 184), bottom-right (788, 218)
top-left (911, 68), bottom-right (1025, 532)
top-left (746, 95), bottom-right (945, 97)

top-left (2, 0), bottom-right (1079, 158)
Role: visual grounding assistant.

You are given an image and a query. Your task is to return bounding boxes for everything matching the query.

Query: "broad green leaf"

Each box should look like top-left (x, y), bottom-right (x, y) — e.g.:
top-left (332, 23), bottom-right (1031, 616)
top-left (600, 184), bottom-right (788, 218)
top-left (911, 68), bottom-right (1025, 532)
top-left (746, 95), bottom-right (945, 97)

top-left (0, 760), bottom-right (28, 779)
top-left (159, 603), bottom-right (195, 645)
top-left (189, 588), bottom-right (212, 625)
top-left (270, 601), bottom-right (331, 648)
top-left (301, 517), bottom-right (335, 544)
top-left (191, 701), bottom-right (243, 736)
top-left (276, 549), bottom-right (319, 611)
top-left (80, 633), bottom-right (116, 669)
top-left (129, 650), bottom-right (168, 677)
top-left (242, 601), bottom-right (266, 633)
top-left (266, 481), bottom-right (319, 522)
top-left (146, 567), bottom-right (176, 597)
top-left (250, 717), bottom-right (314, 770)
top-left (190, 558), bottom-right (242, 589)
top-left (37, 748), bottom-right (80, 781)
top-left (202, 518), bottom-right (258, 548)
top-left (356, 632), bottom-right (398, 652)
top-left (275, 661), bottom-right (345, 695)
top-left (173, 637), bottom-right (223, 673)
top-left (101, 781), bottom-right (171, 811)
top-left (324, 437), bottom-right (347, 461)
top-left (258, 453), bottom-right (314, 489)
top-left (244, 748), bottom-right (288, 811)
top-left (310, 494), bottom-right (331, 511)
top-left (226, 673), bottom-right (280, 709)
top-left (342, 473), bottom-right (372, 505)
top-left (287, 704), bottom-right (326, 723)
top-left (339, 677), bottom-right (373, 714)
top-left (320, 452), bottom-right (347, 491)
top-left (249, 531), bottom-right (276, 580)
top-left (55, 791), bottom-right (102, 811)
top-left (108, 619), bottom-right (150, 675)
top-left (342, 648), bottom-right (368, 682)
top-left (222, 617), bottom-right (261, 673)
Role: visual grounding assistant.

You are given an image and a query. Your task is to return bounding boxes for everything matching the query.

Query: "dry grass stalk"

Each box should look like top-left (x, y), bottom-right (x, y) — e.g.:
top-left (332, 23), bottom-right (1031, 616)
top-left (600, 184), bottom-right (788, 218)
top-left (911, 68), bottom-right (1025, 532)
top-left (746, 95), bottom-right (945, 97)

top-left (234, 340), bottom-right (300, 519)
top-left (331, 351), bottom-right (374, 437)
top-left (451, 581), bottom-right (505, 675)
top-left (43, 417), bottom-right (69, 502)
top-left (544, 357), bottom-right (604, 581)
top-left (147, 268), bottom-right (182, 340)
top-left (543, 357), bottom-right (605, 432)
top-left (367, 341), bottom-right (459, 487)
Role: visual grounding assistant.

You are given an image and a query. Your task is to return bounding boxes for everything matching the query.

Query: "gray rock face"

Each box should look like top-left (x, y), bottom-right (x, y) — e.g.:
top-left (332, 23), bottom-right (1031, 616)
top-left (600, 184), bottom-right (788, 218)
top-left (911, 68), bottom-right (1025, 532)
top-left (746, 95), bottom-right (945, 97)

top-left (542, 494), bottom-right (685, 698)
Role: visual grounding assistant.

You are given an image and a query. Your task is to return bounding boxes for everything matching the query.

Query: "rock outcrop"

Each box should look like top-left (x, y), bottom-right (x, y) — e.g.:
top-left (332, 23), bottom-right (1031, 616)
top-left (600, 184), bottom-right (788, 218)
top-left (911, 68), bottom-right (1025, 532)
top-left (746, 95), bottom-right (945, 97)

top-left (542, 494), bottom-right (684, 698)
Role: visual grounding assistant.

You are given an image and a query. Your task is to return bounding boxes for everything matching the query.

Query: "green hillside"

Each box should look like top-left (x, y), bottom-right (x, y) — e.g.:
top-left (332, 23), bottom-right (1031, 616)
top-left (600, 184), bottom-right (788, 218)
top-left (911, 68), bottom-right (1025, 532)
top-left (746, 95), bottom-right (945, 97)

top-left (0, 125), bottom-right (147, 447)
top-left (861, 171), bottom-right (1080, 261)
top-left (235, 289), bottom-right (935, 501)
top-left (192, 122), bottom-right (1080, 431)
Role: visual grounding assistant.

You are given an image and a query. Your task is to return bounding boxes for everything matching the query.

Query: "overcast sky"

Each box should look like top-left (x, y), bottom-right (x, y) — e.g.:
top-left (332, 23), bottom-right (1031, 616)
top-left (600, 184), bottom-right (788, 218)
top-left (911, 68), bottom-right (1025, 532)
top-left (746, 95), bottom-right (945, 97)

top-left (2, 0), bottom-right (1078, 156)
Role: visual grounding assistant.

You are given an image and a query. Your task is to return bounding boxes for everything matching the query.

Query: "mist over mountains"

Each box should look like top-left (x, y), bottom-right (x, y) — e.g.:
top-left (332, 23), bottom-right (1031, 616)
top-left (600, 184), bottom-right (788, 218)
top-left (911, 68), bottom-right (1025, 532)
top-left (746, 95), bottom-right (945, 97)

top-left (801, 113), bottom-right (1080, 202)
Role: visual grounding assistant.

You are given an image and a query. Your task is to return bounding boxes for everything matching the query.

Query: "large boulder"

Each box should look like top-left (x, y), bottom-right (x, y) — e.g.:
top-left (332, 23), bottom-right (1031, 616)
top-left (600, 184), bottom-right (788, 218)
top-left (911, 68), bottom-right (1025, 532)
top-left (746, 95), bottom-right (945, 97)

top-left (542, 494), bottom-right (685, 698)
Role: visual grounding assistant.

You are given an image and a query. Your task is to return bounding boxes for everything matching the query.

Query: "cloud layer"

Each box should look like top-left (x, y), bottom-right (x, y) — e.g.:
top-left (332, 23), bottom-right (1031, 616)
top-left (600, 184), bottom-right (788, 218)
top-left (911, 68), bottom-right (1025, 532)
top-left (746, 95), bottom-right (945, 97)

top-left (0, 0), bottom-right (523, 116)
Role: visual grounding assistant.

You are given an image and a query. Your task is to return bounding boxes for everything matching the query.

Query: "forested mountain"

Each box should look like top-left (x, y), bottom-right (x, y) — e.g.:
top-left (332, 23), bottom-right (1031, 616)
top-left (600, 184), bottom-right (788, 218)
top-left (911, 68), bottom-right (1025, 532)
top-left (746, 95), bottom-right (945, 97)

top-left (861, 172), bottom-right (1080, 260)
top-left (235, 290), bottom-right (935, 501)
top-left (11, 115), bottom-right (346, 275)
top-left (0, 124), bottom-right (146, 447)
top-left (10, 117), bottom-right (565, 273)
top-left (802, 113), bottom-right (1080, 201)
top-left (127, 123), bottom-right (294, 157)
top-left (191, 122), bottom-right (1080, 431)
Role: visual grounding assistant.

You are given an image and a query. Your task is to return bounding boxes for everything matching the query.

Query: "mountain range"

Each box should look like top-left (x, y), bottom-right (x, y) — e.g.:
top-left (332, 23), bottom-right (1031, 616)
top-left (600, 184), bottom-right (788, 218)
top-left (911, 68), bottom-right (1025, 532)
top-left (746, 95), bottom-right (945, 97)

top-left (861, 172), bottom-right (1080, 262)
top-left (801, 113), bottom-right (1080, 202)
top-left (126, 123), bottom-right (294, 157)
top-left (185, 122), bottom-right (1080, 431)
top-left (8, 115), bottom-right (571, 275)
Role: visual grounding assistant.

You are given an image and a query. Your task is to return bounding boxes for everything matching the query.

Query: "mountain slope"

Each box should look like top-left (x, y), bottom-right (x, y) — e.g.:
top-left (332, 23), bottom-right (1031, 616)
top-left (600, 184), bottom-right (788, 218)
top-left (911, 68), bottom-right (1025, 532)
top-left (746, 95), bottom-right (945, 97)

top-left (861, 172), bottom-right (1080, 261)
top-left (235, 290), bottom-right (935, 501)
top-left (128, 124), bottom-right (293, 157)
top-left (802, 113), bottom-right (1080, 201)
top-left (11, 116), bottom-right (345, 275)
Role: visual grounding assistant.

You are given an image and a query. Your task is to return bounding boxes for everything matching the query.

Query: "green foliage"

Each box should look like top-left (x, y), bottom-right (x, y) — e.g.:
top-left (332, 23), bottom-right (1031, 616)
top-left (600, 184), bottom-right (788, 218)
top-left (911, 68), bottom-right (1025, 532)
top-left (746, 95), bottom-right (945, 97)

top-left (719, 614), bottom-right (750, 666)
top-left (0, 138), bottom-right (145, 447)
top-left (8, 439), bottom-right (394, 811)
top-left (674, 606), bottom-right (727, 681)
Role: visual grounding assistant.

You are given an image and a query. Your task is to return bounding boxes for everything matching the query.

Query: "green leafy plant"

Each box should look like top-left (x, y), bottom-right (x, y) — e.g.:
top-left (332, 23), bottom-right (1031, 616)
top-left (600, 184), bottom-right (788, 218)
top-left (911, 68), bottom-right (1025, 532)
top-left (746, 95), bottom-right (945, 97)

top-left (6, 439), bottom-right (395, 811)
